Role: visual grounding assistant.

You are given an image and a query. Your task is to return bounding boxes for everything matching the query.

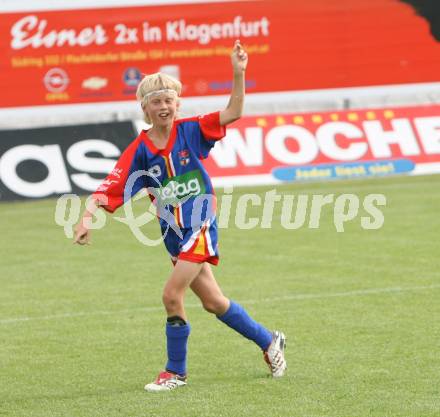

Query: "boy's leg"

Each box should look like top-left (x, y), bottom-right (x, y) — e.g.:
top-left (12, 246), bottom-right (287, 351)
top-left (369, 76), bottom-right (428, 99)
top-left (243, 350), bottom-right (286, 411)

top-left (190, 263), bottom-right (229, 315)
top-left (190, 263), bottom-right (287, 377)
top-left (145, 260), bottom-right (202, 392)
top-left (190, 264), bottom-right (271, 349)
top-left (162, 259), bottom-right (203, 320)
top-left (163, 260), bottom-right (202, 375)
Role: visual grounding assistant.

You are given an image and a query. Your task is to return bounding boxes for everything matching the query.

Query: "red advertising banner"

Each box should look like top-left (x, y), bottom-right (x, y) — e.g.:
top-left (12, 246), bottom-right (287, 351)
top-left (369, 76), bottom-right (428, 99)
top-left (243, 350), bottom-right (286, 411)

top-left (0, 0), bottom-right (440, 108)
top-left (0, 104), bottom-right (439, 201)
top-left (206, 105), bottom-right (440, 185)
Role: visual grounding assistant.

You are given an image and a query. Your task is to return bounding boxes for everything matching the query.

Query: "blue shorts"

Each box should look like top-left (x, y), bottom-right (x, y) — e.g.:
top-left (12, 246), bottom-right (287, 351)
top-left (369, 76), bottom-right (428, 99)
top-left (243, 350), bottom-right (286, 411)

top-left (162, 217), bottom-right (219, 265)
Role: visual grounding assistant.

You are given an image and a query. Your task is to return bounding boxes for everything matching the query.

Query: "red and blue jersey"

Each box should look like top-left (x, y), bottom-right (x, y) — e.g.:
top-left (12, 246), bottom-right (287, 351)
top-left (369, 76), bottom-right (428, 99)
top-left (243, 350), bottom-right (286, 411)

top-left (93, 111), bottom-right (225, 230)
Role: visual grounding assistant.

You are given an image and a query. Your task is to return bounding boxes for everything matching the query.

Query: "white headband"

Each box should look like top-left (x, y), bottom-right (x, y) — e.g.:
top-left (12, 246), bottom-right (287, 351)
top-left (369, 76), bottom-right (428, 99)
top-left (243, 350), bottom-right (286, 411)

top-left (142, 89), bottom-right (178, 101)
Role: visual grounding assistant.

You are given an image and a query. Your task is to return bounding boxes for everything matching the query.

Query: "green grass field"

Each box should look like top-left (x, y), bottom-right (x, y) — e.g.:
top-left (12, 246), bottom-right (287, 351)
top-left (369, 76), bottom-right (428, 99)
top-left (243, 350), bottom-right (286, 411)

top-left (1, 174), bottom-right (439, 417)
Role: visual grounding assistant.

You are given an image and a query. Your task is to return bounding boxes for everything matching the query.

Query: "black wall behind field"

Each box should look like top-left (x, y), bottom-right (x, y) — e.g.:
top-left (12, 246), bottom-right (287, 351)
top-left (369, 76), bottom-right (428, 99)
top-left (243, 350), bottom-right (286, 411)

top-left (399, 0), bottom-right (440, 41)
top-left (0, 121), bottom-right (136, 201)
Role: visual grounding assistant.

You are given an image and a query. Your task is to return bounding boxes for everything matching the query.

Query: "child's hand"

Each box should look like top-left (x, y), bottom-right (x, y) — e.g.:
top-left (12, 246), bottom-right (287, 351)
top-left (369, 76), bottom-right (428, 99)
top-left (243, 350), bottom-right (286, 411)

top-left (231, 40), bottom-right (248, 73)
top-left (73, 221), bottom-right (91, 245)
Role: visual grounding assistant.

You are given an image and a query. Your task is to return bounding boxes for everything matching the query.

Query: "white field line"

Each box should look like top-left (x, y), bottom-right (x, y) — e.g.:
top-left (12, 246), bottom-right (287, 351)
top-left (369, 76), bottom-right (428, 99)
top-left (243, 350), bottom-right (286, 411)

top-left (1, 284), bottom-right (439, 325)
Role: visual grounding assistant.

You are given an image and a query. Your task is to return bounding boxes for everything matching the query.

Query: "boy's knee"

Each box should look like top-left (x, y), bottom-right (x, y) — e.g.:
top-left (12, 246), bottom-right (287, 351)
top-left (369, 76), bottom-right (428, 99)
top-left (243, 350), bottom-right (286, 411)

top-left (162, 289), bottom-right (182, 309)
top-left (202, 296), bottom-right (229, 315)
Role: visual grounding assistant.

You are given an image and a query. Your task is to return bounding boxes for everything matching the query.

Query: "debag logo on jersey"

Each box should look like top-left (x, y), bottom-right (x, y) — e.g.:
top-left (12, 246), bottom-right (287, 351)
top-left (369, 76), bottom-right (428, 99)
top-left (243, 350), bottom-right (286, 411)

top-left (0, 121), bottom-right (135, 201)
top-left (158, 170), bottom-right (205, 205)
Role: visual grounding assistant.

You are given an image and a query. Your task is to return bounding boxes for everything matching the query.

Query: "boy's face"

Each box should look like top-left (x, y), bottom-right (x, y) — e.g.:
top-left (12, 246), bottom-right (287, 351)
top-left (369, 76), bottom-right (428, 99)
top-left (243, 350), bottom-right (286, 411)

top-left (143, 92), bottom-right (178, 128)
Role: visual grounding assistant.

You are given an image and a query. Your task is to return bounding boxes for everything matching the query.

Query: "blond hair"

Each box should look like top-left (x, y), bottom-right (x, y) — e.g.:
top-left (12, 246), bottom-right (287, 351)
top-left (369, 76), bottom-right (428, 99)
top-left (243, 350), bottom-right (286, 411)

top-left (136, 73), bottom-right (182, 124)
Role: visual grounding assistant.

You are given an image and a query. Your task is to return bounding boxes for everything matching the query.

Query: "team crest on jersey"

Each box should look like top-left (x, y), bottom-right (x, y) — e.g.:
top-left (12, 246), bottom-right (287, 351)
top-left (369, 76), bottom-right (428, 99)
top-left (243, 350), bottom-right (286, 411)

top-left (178, 149), bottom-right (190, 166)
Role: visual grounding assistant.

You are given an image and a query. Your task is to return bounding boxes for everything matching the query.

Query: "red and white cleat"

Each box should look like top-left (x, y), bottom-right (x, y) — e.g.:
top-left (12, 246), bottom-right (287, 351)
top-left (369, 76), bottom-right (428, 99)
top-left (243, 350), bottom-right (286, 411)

top-left (144, 371), bottom-right (187, 392)
top-left (264, 331), bottom-right (287, 377)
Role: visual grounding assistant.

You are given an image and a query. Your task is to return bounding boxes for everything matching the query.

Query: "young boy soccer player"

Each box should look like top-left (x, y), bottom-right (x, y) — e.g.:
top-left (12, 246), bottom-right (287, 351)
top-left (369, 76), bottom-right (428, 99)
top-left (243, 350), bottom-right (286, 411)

top-left (74, 40), bottom-right (286, 392)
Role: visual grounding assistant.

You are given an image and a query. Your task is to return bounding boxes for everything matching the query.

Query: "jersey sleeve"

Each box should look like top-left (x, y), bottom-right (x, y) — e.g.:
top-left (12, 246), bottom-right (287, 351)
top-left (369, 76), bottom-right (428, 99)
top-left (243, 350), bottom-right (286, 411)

top-left (92, 136), bottom-right (147, 213)
top-left (194, 111), bottom-right (227, 159)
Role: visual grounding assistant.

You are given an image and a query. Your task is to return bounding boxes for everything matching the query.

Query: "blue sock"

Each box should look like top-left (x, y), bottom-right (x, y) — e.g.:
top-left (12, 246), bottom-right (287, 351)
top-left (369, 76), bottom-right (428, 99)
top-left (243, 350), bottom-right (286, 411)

top-left (165, 322), bottom-right (190, 376)
top-left (217, 301), bottom-right (272, 351)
